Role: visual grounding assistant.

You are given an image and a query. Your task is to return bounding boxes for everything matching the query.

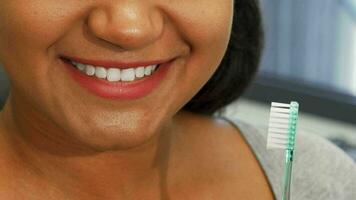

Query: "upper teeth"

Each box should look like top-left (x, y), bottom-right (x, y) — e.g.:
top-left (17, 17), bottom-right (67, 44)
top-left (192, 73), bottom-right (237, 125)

top-left (71, 61), bottom-right (158, 82)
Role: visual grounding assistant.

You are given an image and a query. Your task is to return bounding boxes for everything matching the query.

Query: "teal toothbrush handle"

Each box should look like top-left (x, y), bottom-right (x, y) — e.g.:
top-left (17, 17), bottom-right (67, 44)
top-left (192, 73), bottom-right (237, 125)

top-left (282, 149), bottom-right (294, 200)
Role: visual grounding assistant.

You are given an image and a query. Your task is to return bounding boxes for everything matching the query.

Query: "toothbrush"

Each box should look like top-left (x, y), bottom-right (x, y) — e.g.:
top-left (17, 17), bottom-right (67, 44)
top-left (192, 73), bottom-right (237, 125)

top-left (267, 101), bottom-right (299, 200)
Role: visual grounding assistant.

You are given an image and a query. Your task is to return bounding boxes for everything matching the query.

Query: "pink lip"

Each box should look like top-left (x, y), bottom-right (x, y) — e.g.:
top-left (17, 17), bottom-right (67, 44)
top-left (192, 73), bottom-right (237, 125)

top-left (61, 55), bottom-right (170, 69)
top-left (60, 57), bottom-right (174, 100)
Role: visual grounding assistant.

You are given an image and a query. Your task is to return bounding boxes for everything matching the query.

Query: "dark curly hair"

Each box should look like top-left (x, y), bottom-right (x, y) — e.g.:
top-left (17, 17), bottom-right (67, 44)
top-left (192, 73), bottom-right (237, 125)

top-left (182, 0), bottom-right (264, 115)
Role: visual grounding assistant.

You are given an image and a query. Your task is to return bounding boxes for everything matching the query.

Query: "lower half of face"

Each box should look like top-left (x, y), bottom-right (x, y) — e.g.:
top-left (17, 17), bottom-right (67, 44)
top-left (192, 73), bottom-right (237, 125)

top-left (0, 0), bottom-right (233, 151)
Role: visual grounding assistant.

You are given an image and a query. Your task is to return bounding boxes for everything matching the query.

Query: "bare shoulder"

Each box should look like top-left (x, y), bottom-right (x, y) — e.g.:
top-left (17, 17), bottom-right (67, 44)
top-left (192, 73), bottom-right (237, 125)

top-left (169, 112), bottom-right (275, 199)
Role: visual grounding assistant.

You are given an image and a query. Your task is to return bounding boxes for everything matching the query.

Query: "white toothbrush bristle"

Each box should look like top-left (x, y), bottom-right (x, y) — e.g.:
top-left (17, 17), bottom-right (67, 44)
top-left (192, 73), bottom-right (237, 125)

top-left (270, 107), bottom-right (290, 114)
top-left (271, 102), bottom-right (290, 108)
top-left (268, 123), bottom-right (289, 129)
top-left (269, 118), bottom-right (289, 124)
top-left (267, 102), bottom-right (295, 150)
top-left (268, 127), bottom-right (288, 134)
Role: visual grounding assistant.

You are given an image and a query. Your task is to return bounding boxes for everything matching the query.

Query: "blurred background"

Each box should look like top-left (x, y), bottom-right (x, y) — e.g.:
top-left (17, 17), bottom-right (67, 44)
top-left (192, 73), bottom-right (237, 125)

top-left (0, 0), bottom-right (355, 160)
top-left (222, 0), bottom-right (356, 161)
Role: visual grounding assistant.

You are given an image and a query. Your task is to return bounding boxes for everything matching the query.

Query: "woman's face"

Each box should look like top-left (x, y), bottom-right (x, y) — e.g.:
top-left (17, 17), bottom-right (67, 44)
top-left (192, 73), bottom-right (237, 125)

top-left (0, 1), bottom-right (233, 150)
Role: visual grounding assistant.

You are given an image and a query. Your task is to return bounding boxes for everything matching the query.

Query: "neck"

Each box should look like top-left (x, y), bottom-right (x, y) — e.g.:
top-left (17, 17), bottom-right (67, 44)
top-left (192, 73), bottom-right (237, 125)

top-left (0, 96), bottom-right (179, 198)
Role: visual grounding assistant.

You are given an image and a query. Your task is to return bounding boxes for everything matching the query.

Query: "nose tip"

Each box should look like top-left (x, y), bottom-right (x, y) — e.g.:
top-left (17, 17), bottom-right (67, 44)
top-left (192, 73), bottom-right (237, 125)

top-left (87, 4), bottom-right (163, 50)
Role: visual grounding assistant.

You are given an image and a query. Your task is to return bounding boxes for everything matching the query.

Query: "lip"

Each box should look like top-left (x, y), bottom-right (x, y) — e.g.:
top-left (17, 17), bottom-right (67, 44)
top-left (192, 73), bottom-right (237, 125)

top-left (60, 55), bottom-right (170, 69)
top-left (60, 57), bottom-right (175, 100)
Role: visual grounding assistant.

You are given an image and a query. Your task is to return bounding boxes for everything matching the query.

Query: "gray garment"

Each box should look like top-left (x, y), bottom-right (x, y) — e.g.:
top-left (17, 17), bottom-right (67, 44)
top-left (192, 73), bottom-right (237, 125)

top-left (221, 116), bottom-right (356, 200)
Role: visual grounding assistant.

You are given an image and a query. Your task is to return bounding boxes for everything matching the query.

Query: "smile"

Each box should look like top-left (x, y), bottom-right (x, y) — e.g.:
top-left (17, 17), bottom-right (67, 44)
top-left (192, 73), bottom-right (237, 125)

top-left (60, 56), bottom-right (174, 100)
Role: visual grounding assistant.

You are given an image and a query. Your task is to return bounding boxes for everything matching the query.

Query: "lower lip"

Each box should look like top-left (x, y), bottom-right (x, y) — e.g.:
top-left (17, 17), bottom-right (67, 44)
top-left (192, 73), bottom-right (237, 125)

top-left (62, 59), bottom-right (172, 100)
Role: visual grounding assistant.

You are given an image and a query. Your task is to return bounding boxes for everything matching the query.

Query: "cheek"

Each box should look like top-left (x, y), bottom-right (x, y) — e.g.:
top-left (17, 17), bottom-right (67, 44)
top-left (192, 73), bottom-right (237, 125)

top-left (0, 2), bottom-right (85, 122)
top-left (0, 2), bottom-right (81, 95)
top-left (0, 1), bottom-right (83, 68)
top-left (0, 2), bottom-right (62, 53)
top-left (168, 1), bottom-right (233, 98)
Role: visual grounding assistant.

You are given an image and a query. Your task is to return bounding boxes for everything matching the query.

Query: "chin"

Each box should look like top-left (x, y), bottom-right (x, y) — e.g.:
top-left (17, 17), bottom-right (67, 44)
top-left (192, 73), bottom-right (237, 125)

top-left (65, 116), bottom-right (163, 152)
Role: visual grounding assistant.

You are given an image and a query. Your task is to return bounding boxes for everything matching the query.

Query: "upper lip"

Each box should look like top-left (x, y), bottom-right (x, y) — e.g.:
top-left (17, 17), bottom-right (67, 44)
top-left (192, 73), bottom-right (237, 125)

top-left (60, 55), bottom-right (173, 69)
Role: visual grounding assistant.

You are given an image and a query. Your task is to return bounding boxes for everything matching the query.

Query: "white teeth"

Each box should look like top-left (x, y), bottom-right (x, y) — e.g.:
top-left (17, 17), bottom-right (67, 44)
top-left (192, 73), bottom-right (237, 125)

top-left (135, 67), bottom-right (145, 78)
top-left (76, 63), bottom-right (86, 71)
top-left (121, 68), bottom-right (135, 81)
top-left (107, 68), bottom-right (121, 82)
top-left (85, 65), bottom-right (95, 76)
top-left (71, 60), bottom-right (159, 82)
top-left (144, 65), bottom-right (153, 76)
top-left (95, 67), bottom-right (107, 79)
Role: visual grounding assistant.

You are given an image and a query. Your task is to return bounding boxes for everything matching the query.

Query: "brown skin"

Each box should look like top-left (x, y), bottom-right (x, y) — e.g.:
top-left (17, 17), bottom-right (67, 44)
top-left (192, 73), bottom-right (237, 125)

top-left (0, 0), bottom-right (274, 199)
